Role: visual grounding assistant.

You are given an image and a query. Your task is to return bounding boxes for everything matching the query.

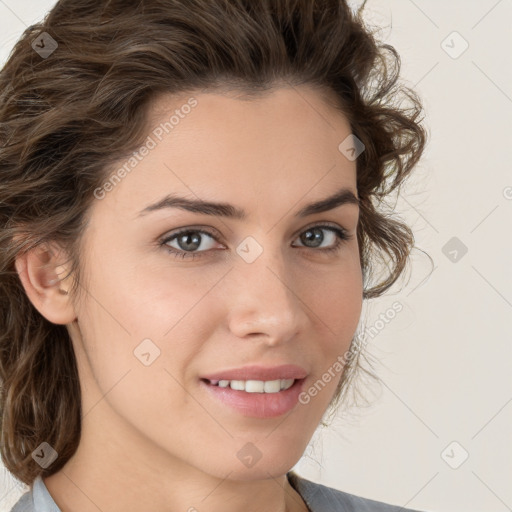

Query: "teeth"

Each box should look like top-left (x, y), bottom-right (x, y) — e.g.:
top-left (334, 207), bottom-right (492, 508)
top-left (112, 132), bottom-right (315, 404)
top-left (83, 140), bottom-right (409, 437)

top-left (230, 380), bottom-right (245, 391)
top-left (210, 378), bottom-right (295, 393)
top-left (263, 380), bottom-right (280, 393)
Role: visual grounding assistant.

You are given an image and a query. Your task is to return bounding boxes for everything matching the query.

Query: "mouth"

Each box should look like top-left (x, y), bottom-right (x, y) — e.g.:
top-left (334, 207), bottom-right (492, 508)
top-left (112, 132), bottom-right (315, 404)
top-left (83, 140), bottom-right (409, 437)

top-left (200, 377), bottom-right (301, 393)
top-left (199, 377), bottom-right (307, 418)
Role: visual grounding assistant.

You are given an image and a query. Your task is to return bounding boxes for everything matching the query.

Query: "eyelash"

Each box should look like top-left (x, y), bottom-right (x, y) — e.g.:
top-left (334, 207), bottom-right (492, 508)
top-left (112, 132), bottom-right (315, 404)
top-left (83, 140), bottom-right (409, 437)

top-left (159, 223), bottom-right (352, 260)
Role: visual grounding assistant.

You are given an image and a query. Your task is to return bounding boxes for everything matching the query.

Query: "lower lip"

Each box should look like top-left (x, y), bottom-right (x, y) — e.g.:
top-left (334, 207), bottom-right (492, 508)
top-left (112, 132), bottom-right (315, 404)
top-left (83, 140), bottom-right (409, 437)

top-left (199, 378), bottom-right (306, 418)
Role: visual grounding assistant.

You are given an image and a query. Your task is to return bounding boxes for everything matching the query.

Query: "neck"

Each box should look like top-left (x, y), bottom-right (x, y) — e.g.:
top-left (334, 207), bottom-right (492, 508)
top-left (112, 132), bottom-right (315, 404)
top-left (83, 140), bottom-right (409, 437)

top-left (42, 410), bottom-right (309, 512)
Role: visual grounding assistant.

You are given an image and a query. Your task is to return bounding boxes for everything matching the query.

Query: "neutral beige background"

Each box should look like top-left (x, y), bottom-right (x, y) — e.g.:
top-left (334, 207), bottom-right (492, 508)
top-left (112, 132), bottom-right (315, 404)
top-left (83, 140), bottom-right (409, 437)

top-left (1, 1), bottom-right (511, 511)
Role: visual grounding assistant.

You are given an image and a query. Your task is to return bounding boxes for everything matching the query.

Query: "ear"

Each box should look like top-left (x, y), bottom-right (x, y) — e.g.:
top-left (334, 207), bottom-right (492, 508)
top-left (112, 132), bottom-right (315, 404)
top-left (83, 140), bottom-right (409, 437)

top-left (14, 242), bottom-right (78, 325)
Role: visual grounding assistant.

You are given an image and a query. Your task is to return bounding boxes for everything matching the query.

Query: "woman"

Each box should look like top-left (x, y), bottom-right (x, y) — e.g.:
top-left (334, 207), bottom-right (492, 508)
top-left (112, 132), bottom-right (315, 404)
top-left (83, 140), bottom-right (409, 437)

top-left (0, 0), bottom-right (428, 510)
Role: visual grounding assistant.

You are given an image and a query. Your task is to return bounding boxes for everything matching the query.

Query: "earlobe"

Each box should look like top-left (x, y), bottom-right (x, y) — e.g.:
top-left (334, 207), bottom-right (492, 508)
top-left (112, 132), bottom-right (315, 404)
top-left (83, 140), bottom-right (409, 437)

top-left (14, 243), bottom-right (77, 325)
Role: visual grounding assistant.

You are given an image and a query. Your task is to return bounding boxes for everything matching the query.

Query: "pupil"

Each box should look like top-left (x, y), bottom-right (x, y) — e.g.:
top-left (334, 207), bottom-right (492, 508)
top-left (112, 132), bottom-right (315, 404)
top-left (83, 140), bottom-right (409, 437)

top-left (302, 228), bottom-right (323, 247)
top-left (179, 232), bottom-right (201, 251)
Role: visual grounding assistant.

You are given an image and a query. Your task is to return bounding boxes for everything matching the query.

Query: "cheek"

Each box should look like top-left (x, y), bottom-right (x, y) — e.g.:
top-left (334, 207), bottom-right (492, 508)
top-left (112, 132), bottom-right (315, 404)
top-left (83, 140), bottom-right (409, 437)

top-left (305, 258), bottom-right (363, 339)
top-left (88, 253), bottom-right (218, 342)
top-left (73, 287), bottom-right (198, 431)
top-left (75, 261), bottom-right (223, 395)
top-left (299, 269), bottom-right (362, 409)
top-left (302, 261), bottom-right (363, 401)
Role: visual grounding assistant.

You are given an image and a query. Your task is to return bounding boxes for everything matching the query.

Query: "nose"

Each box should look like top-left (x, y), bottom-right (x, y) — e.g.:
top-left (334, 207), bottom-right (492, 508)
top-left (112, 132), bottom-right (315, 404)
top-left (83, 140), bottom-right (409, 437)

top-left (225, 244), bottom-right (309, 346)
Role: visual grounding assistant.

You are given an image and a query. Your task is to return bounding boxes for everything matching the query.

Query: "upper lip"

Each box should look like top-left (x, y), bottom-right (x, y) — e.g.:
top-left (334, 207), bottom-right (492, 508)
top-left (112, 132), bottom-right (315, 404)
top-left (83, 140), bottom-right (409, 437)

top-left (201, 364), bottom-right (308, 382)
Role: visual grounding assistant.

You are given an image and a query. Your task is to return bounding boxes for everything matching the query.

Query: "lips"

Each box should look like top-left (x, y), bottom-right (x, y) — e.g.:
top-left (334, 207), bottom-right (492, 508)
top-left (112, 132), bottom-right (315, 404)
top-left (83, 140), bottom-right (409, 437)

top-left (200, 364), bottom-right (308, 382)
top-left (200, 374), bottom-right (306, 418)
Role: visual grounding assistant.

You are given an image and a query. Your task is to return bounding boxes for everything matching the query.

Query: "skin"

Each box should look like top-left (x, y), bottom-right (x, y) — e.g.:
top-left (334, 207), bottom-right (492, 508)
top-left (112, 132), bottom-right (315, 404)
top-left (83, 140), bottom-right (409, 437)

top-left (15, 84), bottom-right (363, 512)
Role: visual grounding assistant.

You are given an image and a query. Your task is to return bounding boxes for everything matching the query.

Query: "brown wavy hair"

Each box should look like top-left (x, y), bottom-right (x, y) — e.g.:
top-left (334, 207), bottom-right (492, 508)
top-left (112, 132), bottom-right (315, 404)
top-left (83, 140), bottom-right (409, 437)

top-left (0, 0), bottom-right (427, 486)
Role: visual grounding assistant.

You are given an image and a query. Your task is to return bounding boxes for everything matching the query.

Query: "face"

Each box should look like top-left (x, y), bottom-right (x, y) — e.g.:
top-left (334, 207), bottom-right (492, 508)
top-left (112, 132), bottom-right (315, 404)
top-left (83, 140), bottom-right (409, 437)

top-left (65, 85), bottom-right (363, 481)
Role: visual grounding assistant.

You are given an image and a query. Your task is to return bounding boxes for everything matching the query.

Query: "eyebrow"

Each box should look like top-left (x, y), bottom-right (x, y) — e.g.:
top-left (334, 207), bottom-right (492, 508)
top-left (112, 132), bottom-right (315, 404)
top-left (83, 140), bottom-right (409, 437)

top-left (137, 187), bottom-right (359, 219)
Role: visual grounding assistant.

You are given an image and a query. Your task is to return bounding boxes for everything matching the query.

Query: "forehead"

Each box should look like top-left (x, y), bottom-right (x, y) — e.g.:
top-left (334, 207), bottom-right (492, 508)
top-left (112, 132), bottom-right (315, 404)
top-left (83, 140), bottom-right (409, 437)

top-left (89, 84), bottom-right (357, 224)
top-left (148, 84), bottom-right (352, 141)
top-left (141, 84), bottom-right (355, 181)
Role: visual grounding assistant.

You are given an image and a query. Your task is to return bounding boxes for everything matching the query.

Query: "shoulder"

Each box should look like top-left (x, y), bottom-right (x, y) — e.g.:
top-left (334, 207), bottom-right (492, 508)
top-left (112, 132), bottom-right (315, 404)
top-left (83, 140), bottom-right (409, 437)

top-left (9, 476), bottom-right (60, 512)
top-left (11, 472), bottom-right (430, 512)
top-left (9, 490), bottom-right (34, 512)
top-left (287, 471), bottom-right (429, 512)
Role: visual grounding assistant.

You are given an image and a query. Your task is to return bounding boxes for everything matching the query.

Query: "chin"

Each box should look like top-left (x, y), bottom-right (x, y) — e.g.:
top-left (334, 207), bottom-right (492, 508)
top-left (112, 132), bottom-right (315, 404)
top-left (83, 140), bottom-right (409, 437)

top-left (219, 461), bottom-right (295, 482)
top-left (206, 442), bottom-right (303, 482)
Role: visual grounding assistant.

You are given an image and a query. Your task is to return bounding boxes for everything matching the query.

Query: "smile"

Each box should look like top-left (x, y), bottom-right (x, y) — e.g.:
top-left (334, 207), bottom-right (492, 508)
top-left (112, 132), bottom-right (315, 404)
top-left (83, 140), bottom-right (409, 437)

top-left (203, 378), bottom-right (295, 393)
top-left (200, 377), bottom-right (306, 418)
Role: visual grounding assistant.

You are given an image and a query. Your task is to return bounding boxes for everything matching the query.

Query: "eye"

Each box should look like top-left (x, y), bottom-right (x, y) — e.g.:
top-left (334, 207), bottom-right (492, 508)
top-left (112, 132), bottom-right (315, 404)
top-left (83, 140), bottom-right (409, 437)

top-left (160, 228), bottom-right (220, 260)
top-left (292, 224), bottom-right (351, 253)
top-left (159, 223), bottom-right (352, 260)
